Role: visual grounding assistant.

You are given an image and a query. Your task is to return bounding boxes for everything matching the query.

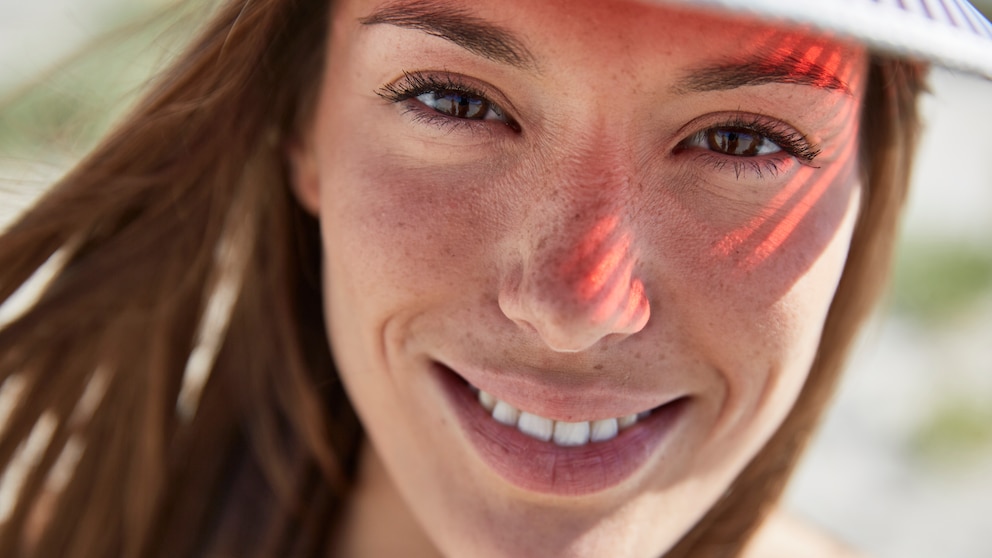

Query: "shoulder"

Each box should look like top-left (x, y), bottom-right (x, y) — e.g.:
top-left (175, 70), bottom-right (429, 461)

top-left (741, 509), bottom-right (866, 558)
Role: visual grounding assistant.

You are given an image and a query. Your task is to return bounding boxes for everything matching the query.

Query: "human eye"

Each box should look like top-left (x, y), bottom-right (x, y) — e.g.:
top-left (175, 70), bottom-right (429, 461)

top-left (675, 114), bottom-right (821, 178)
top-left (376, 72), bottom-right (520, 132)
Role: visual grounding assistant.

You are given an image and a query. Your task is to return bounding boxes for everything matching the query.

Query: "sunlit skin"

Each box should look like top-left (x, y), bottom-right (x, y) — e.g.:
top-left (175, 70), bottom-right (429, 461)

top-left (289, 0), bottom-right (868, 556)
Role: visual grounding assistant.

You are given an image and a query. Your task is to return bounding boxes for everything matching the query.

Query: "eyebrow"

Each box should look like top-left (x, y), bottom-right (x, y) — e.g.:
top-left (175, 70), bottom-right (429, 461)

top-left (675, 52), bottom-right (851, 95)
top-left (359, 1), bottom-right (536, 69)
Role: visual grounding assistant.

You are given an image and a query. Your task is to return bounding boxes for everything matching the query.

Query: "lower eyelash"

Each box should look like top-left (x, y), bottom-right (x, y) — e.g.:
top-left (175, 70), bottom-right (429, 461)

top-left (698, 154), bottom-right (786, 180)
top-left (735, 159), bottom-right (783, 180)
top-left (400, 104), bottom-right (489, 133)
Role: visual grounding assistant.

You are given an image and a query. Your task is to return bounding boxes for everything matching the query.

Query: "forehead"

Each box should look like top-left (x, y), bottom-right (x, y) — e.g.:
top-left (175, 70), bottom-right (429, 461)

top-left (337, 0), bottom-right (866, 94)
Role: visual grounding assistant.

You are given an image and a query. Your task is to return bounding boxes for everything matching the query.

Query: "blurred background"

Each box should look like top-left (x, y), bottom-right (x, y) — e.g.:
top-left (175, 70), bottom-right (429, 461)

top-left (1, 1), bottom-right (991, 556)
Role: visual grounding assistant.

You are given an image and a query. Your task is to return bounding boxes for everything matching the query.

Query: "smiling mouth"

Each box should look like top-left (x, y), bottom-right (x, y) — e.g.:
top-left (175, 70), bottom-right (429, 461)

top-left (435, 362), bottom-right (688, 495)
top-left (472, 385), bottom-right (654, 446)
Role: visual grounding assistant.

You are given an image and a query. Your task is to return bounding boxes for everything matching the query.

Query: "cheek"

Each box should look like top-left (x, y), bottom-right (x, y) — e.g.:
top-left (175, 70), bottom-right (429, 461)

top-left (317, 147), bottom-right (505, 319)
top-left (666, 148), bottom-right (861, 316)
top-left (673, 161), bottom-right (863, 439)
top-left (317, 114), bottom-right (861, 362)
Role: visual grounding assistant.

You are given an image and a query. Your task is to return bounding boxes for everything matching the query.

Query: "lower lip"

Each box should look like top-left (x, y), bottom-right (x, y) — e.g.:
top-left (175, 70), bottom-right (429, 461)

top-left (434, 363), bottom-right (687, 496)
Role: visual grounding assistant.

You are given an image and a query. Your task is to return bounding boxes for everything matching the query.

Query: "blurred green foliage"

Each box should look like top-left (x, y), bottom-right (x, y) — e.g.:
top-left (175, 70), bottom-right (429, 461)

top-left (890, 239), bottom-right (992, 323)
top-left (911, 397), bottom-right (992, 464)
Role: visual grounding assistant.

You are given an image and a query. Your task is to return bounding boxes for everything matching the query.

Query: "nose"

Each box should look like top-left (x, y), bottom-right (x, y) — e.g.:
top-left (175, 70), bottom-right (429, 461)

top-left (498, 212), bottom-right (651, 353)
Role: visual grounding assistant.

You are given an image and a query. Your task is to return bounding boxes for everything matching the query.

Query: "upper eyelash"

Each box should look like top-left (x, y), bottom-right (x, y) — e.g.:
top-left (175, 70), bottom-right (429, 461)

top-left (378, 72), bottom-right (444, 102)
top-left (715, 114), bottom-right (822, 164)
top-left (376, 72), bottom-right (493, 106)
top-left (376, 72), bottom-right (518, 131)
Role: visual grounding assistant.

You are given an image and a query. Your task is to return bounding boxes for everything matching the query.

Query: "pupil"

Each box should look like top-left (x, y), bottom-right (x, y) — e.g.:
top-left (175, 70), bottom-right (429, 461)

top-left (707, 128), bottom-right (763, 156)
top-left (436, 91), bottom-right (486, 119)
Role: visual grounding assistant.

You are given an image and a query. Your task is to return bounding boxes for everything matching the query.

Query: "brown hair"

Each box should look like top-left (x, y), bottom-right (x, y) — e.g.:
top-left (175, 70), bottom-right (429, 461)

top-left (0, 0), bottom-right (927, 556)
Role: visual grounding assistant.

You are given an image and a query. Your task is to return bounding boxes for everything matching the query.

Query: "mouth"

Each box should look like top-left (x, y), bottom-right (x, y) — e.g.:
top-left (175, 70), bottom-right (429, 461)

top-left (474, 384), bottom-right (654, 446)
top-left (433, 362), bottom-right (688, 496)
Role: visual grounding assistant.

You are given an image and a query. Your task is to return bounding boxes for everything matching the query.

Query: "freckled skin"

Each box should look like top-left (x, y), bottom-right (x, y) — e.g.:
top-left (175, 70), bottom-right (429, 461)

top-left (290, 0), bottom-right (867, 556)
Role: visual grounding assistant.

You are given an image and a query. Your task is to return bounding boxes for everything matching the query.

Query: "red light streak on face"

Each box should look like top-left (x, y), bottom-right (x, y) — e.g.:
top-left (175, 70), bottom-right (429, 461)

top-left (770, 38), bottom-right (852, 88)
top-left (817, 49), bottom-right (844, 89)
top-left (587, 253), bottom-right (642, 323)
top-left (500, 213), bottom-right (650, 352)
top-left (558, 215), bottom-right (630, 301)
top-left (736, 31), bottom-right (854, 93)
top-left (712, 42), bottom-right (862, 271)
top-left (768, 31), bottom-right (803, 61)
top-left (552, 213), bottom-right (650, 339)
top-left (713, 106), bottom-right (860, 271)
top-left (712, 168), bottom-right (811, 258)
top-left (799, 44), bottom-right (825, 71)
top-left (745, 134), bottom-right (857, 268)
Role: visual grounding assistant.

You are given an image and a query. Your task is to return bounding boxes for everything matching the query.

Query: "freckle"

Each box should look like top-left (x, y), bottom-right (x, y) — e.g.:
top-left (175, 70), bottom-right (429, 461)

top-left (635, 352), bottom-right (642, 360)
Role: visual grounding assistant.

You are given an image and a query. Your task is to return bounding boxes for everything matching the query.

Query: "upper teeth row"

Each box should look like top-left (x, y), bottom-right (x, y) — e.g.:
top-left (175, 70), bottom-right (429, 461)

top-left (475, 389), bottom-right (649, 447)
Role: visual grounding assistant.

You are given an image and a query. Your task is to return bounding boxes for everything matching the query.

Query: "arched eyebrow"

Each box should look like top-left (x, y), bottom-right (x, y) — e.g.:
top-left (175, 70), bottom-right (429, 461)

top-left (359, 1), bottom-right (537, 69)
top-left (674, 53), bottom-right (852, 95)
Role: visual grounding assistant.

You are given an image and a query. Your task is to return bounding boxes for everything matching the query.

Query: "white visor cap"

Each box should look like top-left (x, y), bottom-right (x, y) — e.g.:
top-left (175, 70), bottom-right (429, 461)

top-left (656, 0), bottom-right (992, 78)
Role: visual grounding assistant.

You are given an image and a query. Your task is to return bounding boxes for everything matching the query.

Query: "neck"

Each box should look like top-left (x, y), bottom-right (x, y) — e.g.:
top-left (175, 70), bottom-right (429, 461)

top-left (330, 440), bottom-right (443, 558)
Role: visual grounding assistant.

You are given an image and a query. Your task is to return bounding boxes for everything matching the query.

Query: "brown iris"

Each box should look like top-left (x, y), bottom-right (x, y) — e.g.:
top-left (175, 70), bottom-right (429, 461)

top-left (423, 90), bottom-right (490, 119)
top-left (706, 128), bottom-right (770, 156)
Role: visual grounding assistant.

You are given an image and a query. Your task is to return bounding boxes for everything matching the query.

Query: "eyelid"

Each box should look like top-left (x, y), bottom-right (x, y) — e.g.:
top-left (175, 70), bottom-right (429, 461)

top-left (672, 112), bottom-right (821, 166)
top-left (376, 70), bottom-right (521, 128)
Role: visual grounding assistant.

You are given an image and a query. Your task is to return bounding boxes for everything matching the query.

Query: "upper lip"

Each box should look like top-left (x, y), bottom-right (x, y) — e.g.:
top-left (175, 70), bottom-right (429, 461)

top-left (437, 358), bottom-right (685, 422)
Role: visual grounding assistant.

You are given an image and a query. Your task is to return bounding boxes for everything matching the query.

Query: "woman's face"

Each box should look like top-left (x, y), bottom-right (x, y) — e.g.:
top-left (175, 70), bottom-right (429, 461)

top-left (291, 0), bottom-right (867, 555)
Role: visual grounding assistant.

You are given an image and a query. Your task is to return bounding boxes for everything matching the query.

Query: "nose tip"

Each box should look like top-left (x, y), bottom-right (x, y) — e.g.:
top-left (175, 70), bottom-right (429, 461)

top-left (499, 275), bottom-right (651, 352)
top-left (498, 219), bottom-right (651, 352)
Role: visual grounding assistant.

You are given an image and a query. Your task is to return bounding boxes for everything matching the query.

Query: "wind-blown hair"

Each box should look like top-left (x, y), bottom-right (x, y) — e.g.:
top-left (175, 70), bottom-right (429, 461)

top-left (0, 0), bottom-right (926, 556)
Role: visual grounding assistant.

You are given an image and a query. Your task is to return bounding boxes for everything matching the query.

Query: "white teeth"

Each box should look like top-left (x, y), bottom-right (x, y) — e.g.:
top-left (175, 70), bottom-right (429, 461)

top-left (475, 385), bottom-right (651, 447)
top-left (478, 390), bottom-right (496, 412)
top-left (517, 412), bottom-right (554, 441)
top-left (617, 414), bottom-right (638, 429)
top-left (491, 400), bottom-right (520, 426)
top-left (589, 418), bottom-right (619, 442)
top-left (553, 421), bottom-right (591, 446)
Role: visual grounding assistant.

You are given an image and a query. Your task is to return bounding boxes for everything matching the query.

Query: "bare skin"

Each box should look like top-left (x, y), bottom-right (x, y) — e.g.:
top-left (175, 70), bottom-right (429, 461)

top-left (291, 0), bottom-right (868, 556)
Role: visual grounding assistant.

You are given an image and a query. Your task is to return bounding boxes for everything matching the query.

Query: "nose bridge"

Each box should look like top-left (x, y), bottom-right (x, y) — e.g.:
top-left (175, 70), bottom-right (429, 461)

top-left (498, 144), bottom-right (651, 353)
top-left (543, 212), bottom-right (632, 305)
